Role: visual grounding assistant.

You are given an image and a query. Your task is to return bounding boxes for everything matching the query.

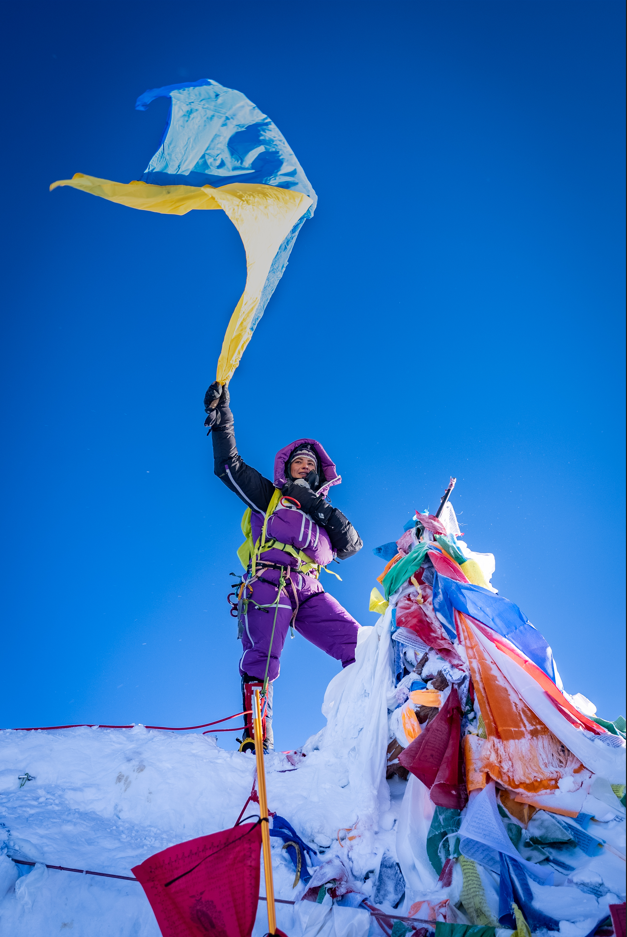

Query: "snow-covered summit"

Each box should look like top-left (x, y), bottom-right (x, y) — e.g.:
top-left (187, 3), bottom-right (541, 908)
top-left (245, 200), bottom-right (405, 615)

top-left (1, 506), bottom-right (625, 937)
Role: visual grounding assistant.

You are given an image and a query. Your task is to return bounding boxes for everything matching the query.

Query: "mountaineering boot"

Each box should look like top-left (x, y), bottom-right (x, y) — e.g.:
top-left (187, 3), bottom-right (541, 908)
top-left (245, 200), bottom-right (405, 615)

top-left (238, 675), bottom-right (274, 754)
top-left (239, 676), bottom-right (260, 754)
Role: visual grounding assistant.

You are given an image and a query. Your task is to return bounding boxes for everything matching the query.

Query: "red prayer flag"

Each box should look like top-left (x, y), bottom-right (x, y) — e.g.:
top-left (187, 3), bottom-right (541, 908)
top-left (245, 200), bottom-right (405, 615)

top-left (132, 822), bottom-right (262, 937)
top-left (610, 904), bottom-right (626, 937)
top-left (427, 549), bottom-right (469, 583)
top-left (398, 686), bottom-right (468, 810)
top-left (395, 592), bottom-right (465, 670)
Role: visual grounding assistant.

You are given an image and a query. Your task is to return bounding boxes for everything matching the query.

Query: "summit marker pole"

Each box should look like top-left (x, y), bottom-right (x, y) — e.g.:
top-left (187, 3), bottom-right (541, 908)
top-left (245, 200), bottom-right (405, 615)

top-left (435, 476), bottom-right (457, 519)
top-left (253, 688), bottom-right (277, 935)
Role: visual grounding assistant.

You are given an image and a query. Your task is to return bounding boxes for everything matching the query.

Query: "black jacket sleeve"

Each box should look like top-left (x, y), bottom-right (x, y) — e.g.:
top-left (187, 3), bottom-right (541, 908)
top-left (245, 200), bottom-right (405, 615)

top-left (211, 404), bottom-right (275, 514)
top-left (325, 506), bottom-right (363, 561)
top-left (210, 392), bottom-right (362, 559)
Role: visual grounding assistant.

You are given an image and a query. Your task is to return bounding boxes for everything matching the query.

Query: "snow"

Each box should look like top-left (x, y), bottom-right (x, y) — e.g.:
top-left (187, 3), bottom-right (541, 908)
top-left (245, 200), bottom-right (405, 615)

top-left (528, 878), bottom-right (618, 923)
top-left (0, 722), bottom-right (391, 935)
top-left (0, 619), bottom-right (400, 935)
top-left (0, 542), bottom-right (625, 935)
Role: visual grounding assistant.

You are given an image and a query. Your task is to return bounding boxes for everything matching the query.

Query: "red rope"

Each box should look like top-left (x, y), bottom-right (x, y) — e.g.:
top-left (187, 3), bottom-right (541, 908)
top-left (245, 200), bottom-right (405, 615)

top-left (9, 724), bottom-right (134, 731)
top-left (146, 711), bottom-right (251, 731)
top-left (6, 711), bottom-right (252, 733)
top-left (205, 726), bottom-right (247, 733)
top-left (235, 779), bottom-right (260, 825)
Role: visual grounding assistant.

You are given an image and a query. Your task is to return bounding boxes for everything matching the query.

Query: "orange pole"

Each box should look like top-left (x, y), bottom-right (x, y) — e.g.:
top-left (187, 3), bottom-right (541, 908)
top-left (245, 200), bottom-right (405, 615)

top-left (253, 688), bottom-right (277, 935)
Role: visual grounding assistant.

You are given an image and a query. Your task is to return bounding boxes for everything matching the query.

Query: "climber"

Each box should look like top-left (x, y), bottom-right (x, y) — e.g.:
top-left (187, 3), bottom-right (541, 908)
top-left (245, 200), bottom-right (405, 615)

top-left (204, 381), bottom-right (363, 753)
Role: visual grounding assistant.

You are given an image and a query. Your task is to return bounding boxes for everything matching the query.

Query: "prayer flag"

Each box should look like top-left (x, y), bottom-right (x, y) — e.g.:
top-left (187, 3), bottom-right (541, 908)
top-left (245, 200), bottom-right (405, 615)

top-left (132, 821), bottom-right (262, 937)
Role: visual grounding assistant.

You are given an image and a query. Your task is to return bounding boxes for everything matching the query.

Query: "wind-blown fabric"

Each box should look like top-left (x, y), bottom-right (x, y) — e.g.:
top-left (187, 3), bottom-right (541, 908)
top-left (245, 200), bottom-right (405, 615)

top-left (499, 855), bottom-right (561, 931)
top-left (269, 815), bottom-right (317, 885)
top-left (434, 574), bottom-right (562, 686)
top-left (50, 79), bottom-right (316, 384)
top-left (465, 615), bottom-right (625, 784)
top-left (456, 612), bottom-right (607, 795)
top-left (381, 543), bottom-right (430, 599)
top-left (131, 822), bottom-right (262, 937)
top-left (135, 80), bottom-right (316, 200)
top-left (395, 590), bottom-right (465, 670)
top-left (399, 687), bottom-right (468, 810)
top-left (374, 506), bottom-right (625, 921)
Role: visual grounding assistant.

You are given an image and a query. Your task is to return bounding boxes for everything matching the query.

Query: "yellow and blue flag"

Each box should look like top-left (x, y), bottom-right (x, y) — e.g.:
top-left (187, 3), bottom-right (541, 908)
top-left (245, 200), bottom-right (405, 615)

top-left (51, 79), bottom-right (316, 383)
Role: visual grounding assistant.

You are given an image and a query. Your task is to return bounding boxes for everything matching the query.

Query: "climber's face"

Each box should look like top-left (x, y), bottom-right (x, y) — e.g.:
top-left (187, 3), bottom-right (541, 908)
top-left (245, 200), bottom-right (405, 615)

top-left (290, 455), bottom-right (317, 479)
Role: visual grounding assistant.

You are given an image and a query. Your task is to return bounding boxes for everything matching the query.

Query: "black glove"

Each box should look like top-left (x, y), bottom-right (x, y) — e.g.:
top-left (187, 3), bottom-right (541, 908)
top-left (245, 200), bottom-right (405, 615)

top-left (303, 470), bottom-right (320, 490)
top-left (203, 382), bottom-right (232, 429)
top-left (281, 479), bottom-right (333, 525)
top-left (204, 381), bottom-right (222, 412)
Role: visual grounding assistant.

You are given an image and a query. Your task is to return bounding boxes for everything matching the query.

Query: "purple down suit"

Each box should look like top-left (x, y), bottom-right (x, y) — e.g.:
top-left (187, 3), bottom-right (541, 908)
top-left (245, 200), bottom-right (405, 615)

top-left (210, 397), bottom-right (363, 683)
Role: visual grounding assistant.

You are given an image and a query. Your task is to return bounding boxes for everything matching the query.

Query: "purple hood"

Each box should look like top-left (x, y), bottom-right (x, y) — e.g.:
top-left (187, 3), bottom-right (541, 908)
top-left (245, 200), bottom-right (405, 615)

top-left (274, 438), bottom-right (341, 497)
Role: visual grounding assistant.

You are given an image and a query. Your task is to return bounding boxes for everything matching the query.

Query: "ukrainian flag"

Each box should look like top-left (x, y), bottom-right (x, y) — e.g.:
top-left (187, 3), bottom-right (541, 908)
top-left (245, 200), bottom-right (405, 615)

top-left (51, 79), bottom-right (316, 384)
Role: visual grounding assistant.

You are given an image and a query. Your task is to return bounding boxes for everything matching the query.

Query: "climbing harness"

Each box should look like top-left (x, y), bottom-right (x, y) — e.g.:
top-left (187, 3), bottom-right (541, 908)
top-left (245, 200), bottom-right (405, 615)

top-left (233, 486), bottom-right (342, 626)
top-left (237, 488), bottom-right (323, 579)
top-left (231, 487), bottom-right (343, 750)
top-left (227, 571), bottom-right (245, 618)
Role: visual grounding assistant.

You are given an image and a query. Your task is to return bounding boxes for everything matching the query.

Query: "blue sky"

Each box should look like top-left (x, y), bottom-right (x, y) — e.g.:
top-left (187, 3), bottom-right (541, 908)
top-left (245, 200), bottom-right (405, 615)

top-left (2, 1), bottom-right (624, 749)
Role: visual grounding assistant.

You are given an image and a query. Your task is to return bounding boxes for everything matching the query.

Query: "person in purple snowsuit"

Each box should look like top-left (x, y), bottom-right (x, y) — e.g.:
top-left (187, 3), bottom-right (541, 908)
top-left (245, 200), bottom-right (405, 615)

top-left (204, 382), bottom-right (362, 751)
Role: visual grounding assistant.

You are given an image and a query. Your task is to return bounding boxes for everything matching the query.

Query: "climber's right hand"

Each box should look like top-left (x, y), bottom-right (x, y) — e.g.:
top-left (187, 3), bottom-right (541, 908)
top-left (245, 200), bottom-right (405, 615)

top-left (204, 381), bottom-right (223, 412)
top-left (203, 382), bottom-right (231, 428)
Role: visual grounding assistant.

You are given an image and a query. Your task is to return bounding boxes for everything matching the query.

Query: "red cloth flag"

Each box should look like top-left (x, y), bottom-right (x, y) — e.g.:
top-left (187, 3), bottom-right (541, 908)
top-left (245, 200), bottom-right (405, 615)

top-left (395, 591), bottom-right (465, 670)
top-left (398, 686), bottom-right (468, 810)
top-left (132, 822), bottom-right (262, 937)
top-left (427, 549), bottom-right (469, 584)
top-left (610, 904), bottom-right (626, 937)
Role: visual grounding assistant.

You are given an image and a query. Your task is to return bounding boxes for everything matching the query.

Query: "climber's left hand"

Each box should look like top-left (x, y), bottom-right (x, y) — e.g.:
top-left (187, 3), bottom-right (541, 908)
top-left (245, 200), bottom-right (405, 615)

top-left (282, 480), bottom-right (332, 525)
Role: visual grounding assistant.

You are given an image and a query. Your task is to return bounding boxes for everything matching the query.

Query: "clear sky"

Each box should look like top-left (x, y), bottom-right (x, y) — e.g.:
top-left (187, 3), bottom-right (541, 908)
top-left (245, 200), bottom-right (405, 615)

top-left (2, 1), bottom-right (624, 750)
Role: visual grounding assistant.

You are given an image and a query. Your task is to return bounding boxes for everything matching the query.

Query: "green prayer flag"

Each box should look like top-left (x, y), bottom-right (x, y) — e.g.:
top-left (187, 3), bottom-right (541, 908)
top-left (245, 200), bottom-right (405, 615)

top-left (391, 922), bottom-right (413, 937)
top-left (382, 543), bottom-right (429, 599)
top-left (435, 535), bottom-right (467, 566)
top-left (590, 715), bottom-right (626, 739)
top-left (427, 807), bottom-right (462, 874)
top-left (435, 924), bottom-right (496, 937)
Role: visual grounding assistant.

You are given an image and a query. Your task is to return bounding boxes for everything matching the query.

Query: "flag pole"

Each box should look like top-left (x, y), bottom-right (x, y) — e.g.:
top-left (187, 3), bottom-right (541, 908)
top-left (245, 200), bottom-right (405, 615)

top-left (435, 476), bottom-right (457, 518)
top-left (253, 688), bottom-right (277, 935)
